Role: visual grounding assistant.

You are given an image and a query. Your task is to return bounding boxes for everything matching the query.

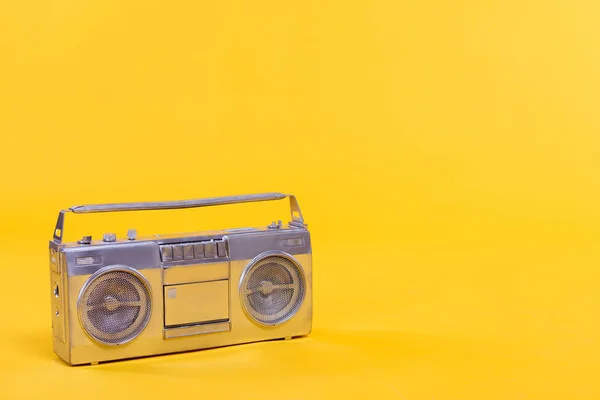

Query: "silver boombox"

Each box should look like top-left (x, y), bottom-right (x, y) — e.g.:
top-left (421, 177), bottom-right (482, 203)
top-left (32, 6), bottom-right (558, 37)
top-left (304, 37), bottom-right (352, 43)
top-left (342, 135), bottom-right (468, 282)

top-left (48, 193), bottom-right (312, 365)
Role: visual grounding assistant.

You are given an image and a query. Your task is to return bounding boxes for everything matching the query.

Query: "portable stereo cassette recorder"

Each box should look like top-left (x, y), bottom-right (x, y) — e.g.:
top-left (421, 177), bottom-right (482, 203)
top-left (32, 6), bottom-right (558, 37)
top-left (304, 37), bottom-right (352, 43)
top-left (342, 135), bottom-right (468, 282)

top-left (48, 193), bottom-right (312, 365)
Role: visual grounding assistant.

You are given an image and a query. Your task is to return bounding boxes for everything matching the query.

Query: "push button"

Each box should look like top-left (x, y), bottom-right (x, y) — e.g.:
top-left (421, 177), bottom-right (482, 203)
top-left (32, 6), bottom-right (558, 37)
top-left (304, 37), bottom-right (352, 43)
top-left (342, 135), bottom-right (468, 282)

top-left (183, 244), bottom-right (194, 260)
top-left (161, 246), bottom-right (173, 262)
top-left (193, 243), bottom-right (205, 260)
top-left (204, 241), bottom-right (217, 258)
top-left (216, 240), bottom-right (226, 257)
top-left (172, 245), bottom-right (184, 261)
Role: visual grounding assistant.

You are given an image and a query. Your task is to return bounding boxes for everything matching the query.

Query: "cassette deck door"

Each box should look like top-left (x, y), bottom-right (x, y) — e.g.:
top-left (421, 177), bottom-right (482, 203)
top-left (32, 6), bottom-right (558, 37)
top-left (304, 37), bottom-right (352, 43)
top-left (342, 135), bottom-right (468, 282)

top-left (164, 280), bottom-right (229, 326)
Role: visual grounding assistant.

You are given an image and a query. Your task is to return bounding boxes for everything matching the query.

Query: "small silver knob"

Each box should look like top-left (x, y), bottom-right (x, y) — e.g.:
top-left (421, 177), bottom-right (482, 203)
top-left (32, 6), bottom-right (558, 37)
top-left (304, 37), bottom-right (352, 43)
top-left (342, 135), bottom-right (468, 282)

top-left (267, 220), bottom-right (283, 229)
top-left (78, 236), bottom-right (92, 245)
top-left (127, 229), bottom-right (137, 241)
top-left (103, 233), bottom-right (116, 242)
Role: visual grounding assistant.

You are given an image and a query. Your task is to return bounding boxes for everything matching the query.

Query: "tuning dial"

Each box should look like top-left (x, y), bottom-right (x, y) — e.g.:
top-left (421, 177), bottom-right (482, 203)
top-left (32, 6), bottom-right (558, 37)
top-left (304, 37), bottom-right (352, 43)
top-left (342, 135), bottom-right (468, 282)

top-left (103, 233), bottom-right (116, 242)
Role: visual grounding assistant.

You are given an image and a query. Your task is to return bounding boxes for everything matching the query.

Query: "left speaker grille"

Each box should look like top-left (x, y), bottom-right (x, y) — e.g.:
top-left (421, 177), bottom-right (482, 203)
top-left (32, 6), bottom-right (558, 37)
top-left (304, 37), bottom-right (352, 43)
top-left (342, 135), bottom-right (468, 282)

top-left (78, 267), bottom-right (151, 345)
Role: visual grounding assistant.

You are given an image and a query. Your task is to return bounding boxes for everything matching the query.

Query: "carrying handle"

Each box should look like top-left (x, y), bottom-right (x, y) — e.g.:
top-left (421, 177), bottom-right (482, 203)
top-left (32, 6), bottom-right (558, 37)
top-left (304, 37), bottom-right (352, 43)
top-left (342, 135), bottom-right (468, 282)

top-left (52, 192), bottom-right (305, 244)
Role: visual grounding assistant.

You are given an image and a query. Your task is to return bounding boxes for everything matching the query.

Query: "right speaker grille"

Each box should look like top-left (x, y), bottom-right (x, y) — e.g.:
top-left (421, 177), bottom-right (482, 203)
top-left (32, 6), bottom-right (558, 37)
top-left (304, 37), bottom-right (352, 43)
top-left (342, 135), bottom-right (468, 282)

top-left (240, 254), bottom-right (306, 326)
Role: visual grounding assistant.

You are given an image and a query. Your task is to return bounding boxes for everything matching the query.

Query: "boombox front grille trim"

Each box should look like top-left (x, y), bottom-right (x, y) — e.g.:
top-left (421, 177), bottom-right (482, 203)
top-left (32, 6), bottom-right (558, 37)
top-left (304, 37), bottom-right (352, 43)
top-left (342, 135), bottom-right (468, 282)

top-left (77, 266), bottom-right (152, 346)
top-left (239, 251), bottom-right (306, 326)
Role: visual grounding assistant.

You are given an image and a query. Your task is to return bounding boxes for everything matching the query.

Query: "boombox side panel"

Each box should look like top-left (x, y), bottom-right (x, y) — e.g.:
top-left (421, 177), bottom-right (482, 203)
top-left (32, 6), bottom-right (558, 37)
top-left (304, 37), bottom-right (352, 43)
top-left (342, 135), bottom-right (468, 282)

top-left (50, 243), bottom-right (71, 364)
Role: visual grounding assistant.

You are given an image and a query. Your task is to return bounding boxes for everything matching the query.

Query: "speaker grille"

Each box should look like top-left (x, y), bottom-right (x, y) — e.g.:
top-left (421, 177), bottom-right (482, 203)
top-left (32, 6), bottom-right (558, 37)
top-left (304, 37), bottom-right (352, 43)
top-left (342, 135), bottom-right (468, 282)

top-left (240, 254), bottom-right (305, 326)
top-left (78, 267), bottom-right (152, 345)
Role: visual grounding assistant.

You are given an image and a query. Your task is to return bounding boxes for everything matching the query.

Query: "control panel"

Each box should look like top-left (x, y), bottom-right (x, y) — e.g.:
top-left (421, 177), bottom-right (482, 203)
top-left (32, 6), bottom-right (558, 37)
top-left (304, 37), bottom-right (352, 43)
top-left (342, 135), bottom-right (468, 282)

top-left (160, 239), bottom-right (227, 263)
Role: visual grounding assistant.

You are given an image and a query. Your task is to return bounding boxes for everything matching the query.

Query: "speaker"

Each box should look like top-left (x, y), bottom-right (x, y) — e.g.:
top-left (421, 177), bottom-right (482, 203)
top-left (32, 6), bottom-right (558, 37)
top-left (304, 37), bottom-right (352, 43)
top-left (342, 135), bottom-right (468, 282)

top-left (239, 252), bottom-right (306, 326)
top-left (77, 266), bottom-right (152, 345)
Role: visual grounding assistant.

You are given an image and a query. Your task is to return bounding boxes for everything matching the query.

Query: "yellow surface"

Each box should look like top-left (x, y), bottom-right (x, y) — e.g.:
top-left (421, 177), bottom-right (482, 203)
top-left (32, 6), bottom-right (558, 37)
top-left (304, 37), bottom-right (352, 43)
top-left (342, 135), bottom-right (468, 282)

top-left (1, 0), bottom-right (600, 398)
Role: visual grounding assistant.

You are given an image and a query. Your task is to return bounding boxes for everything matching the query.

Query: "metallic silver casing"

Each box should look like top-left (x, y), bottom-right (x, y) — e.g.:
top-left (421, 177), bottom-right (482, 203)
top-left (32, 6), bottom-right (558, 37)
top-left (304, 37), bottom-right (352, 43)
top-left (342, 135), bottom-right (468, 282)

top-left (49, 193), bottom-right (312, 365)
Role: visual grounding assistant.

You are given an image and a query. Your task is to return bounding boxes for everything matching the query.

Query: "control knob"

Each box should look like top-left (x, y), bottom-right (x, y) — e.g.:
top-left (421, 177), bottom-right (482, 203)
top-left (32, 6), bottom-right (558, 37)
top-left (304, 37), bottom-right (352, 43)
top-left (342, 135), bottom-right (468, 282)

top-left (103, 233), bottom-right (117, 242)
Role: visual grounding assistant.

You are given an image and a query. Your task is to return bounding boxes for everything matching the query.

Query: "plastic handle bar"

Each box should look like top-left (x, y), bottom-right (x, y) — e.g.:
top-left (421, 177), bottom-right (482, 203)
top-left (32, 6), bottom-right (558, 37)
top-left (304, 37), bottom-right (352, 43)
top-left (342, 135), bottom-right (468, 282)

top-left (52, 192), bottom-right (305, 244)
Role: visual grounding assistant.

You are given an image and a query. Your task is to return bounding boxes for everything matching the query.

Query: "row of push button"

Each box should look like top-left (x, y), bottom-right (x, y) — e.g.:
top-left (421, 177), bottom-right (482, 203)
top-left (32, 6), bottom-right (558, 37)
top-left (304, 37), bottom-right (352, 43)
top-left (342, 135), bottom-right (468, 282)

top-left (161, 240), bottom-right (227, 262)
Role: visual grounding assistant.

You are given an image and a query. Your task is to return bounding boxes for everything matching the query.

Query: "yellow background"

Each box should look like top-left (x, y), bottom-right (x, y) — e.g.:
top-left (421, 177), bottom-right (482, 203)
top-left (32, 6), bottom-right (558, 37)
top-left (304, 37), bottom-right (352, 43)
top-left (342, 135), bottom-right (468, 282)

top-left (1, 0), bottom-right (600, 398)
